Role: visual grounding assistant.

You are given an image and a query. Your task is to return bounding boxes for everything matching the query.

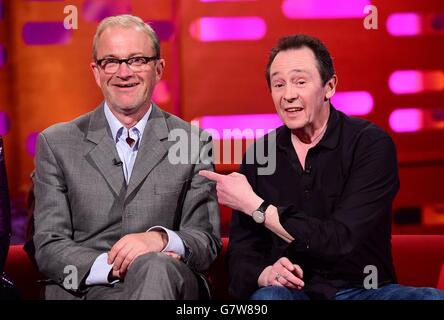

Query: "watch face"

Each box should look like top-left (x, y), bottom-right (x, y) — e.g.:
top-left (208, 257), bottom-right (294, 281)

top-left (252, 210), bottom-right (265, 223)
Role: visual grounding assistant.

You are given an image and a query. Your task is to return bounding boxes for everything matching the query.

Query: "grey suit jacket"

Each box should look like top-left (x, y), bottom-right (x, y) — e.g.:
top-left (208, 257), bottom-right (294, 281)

top-left (33, 103), bottom-right (221, 292)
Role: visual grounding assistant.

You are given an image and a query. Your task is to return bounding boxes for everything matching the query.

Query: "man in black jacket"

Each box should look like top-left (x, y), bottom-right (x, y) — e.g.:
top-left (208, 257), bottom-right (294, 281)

top-left (200, 34), bottom-right (444, 300)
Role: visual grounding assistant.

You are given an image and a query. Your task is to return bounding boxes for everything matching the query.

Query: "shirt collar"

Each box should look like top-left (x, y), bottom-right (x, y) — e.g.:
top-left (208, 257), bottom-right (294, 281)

top-left (317, 104), bottom-right (341, 150)
top-left (277, 103), bottom-right (341, 152)
top-left (104, 101), bottom-right (152, 143)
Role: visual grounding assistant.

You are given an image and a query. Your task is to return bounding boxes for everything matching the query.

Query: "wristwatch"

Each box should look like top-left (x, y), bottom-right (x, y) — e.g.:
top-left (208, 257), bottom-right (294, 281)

top-left (252, 200), bottom-right (271, 224)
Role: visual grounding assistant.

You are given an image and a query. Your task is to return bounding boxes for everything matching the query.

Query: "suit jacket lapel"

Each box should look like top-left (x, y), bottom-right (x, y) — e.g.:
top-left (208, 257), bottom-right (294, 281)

top-left (125, 104), bottom-right (169, 202)
top-left (85, 104), bottom-right (126, 197)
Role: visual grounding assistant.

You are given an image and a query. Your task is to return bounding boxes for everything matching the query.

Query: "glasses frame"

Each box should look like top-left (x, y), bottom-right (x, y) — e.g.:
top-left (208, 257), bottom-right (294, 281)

top-left (95, 55), bottom-right (159, 74)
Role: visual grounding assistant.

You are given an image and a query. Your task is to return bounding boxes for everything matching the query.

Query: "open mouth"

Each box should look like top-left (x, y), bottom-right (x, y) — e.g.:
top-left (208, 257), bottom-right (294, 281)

top-left (114, 83), bottom-right (139, 88)
top-left (284, 107), bottom-right (303, 113)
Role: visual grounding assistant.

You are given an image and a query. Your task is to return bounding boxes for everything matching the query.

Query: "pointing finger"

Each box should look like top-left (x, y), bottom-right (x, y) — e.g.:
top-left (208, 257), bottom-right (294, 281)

top-left (199, 170), bottom-right (225, 182)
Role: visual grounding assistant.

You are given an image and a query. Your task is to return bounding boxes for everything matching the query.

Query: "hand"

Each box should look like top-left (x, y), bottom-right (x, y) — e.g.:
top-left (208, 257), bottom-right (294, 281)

top-left (109, 268), bottom-right (124, 281)
top-left (199, 170), bottom-right (262, 215)
top-left (108, 231), bottom-right (168, 276)
top-left (258, 257), bottom-right (304, 289)
top-left (163, 251), bottom-right (181, 260)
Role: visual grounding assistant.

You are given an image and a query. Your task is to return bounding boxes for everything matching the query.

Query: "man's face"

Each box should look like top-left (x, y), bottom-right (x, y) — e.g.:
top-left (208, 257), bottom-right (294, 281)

top-left (269, 47), bottom-right (336, 131)
top-left (91, 26), bottom-right (164, 115)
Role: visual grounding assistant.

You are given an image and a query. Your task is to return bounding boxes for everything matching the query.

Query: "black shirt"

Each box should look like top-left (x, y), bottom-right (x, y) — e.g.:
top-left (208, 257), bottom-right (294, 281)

top-left (227, 105), bottom-right (400, 300)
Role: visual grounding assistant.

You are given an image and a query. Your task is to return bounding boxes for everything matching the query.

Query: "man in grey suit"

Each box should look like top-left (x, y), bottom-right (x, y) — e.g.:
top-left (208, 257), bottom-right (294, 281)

top-left (33, 14), bottom-right (221, 300)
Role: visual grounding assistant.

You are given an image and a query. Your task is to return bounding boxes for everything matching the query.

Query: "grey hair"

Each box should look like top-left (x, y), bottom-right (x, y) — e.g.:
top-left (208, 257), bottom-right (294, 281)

top-left (92, 14), bottom-right (160, 60)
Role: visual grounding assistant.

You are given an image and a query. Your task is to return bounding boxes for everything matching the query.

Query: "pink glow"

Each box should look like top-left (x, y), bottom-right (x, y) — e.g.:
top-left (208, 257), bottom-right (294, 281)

top-left (0, 112), bottom-right (10, 136)
top-left (189, 17), bottom-right (266, 42)
top-left (386, 13), bottom-right (421, 36)
top-left (194, 114), bottom-right (282, 139)
top-left (389, 109), bottom-right (422, 133)
top-left (389, 70), bottom-right (423, 94)
top-left (26, 132), bottom-right (39, 156)
top-left (82, 0), bottom-right (131, 23)
top-left (152, 80), bottom-right (170, 104)
top-left (282, 0), bottom-right (370, 19)
top-left (389, 70), bottom-right (444, 94)
top-left (332, 91), bottom-right (373, 116)
top-left (200, 0), bottom-right (256, 2)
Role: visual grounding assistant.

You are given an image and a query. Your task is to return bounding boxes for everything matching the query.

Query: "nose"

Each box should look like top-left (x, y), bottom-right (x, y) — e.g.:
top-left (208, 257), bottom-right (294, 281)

top-left (283, 83), bottom-right (298, 103)
top-left (115, 61), bottom-right (133, 78)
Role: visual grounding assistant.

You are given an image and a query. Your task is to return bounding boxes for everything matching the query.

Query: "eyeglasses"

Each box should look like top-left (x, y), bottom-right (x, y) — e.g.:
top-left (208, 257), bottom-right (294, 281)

top-left (96, 55), bottom-right (159, 74)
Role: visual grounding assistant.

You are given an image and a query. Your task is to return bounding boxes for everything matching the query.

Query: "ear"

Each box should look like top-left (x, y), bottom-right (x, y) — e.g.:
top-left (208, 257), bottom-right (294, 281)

top-left (324, 74), bottom-right (338, 100)
top-left (155, 58), bottom-right (165, 83)
top-left (91, 62), bottom-right (102, 88)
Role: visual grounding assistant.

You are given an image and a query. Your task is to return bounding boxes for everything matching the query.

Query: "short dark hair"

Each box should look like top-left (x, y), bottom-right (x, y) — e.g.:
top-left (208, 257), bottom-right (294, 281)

top-left (265, 34), bottom-right (335, 90)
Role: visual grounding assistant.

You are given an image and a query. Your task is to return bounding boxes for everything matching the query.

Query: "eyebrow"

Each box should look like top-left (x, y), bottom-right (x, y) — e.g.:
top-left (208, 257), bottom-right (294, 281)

top-left (270, 69), bottom-right (309, 79)
top-left (100, 52), bottom-right (147, 59)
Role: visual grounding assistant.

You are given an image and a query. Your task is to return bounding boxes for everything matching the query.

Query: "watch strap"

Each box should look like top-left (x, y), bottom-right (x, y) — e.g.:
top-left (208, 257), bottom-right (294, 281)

top-left (257, 200), bottom-right (271, 213)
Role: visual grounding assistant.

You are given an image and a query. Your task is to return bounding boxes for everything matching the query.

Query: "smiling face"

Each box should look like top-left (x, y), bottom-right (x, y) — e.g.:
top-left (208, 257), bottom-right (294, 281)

top-left (91, 25), bottom-right (164, 116)
top-left (269, 47), bottom-right (336, 133)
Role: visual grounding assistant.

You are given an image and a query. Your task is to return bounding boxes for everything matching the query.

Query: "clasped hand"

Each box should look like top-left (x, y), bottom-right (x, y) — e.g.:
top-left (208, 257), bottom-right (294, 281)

top-left (107, 230), bottom-right (179, 279)
top-left (258, 257), bottom-right (304, 289)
